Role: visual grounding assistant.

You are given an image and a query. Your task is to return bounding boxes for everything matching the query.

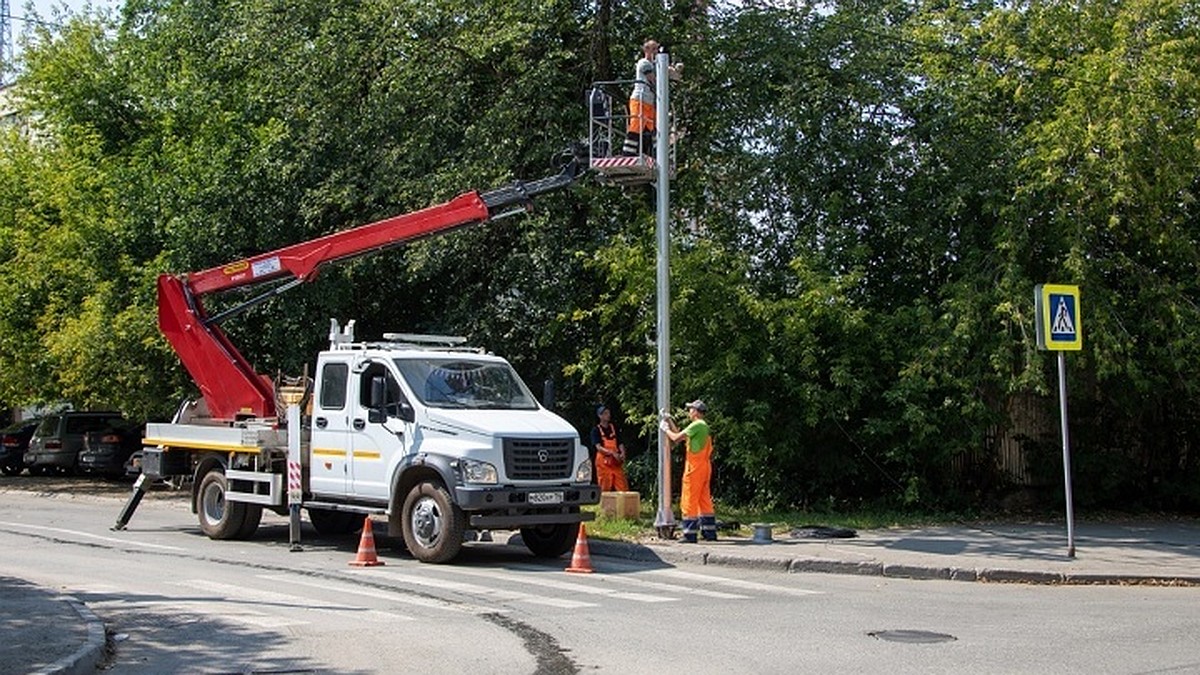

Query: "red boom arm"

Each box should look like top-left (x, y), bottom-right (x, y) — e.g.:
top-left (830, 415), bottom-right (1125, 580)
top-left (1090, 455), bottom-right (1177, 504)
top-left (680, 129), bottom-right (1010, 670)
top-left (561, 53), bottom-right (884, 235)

top-left (159, 154), bottom-right (583, 421)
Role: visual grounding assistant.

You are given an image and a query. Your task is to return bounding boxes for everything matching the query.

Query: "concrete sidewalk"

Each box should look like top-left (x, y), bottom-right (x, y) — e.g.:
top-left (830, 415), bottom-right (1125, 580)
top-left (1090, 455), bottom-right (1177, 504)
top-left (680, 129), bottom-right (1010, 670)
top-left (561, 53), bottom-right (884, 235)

top-left (0, 576), bottom-right (106, 675)
top-left (589, 520), bottom-right (1200, 585)
top-left (4, 520), bottom-right (1197, 675)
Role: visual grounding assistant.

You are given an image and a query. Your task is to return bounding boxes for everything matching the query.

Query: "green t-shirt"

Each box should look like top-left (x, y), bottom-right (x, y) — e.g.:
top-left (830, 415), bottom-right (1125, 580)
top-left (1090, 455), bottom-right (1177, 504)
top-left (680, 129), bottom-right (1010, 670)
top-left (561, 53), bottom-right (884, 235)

top-left (683, 419), bottom-right (709, 454)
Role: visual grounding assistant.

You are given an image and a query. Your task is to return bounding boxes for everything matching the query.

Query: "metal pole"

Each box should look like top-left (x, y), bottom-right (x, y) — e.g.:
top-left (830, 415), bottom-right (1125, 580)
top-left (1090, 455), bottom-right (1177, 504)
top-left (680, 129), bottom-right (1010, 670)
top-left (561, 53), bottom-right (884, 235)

top-left (1057, 351), bottom-right (1076, 558)
top-left (287, 401), bottom-right (304, 552)
top-left (653, 50), bottom-right (676, 538)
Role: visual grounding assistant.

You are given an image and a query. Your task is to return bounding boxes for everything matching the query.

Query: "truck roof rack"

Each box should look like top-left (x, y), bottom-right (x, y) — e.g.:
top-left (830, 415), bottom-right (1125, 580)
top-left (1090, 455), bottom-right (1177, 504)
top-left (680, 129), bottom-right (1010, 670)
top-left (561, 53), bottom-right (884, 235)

top-left (382, 333), bottom-right (468, 346)
top-left (333, 332), bottom-right (486, 354)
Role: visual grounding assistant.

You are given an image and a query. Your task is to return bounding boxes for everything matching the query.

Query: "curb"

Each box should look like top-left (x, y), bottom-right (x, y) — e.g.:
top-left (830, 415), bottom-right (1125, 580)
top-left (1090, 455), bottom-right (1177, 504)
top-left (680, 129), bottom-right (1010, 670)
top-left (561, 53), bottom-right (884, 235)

top-left (587, 539), bottom-right (1200, 587)
top-left (28, 596), bottom-right (106, 675)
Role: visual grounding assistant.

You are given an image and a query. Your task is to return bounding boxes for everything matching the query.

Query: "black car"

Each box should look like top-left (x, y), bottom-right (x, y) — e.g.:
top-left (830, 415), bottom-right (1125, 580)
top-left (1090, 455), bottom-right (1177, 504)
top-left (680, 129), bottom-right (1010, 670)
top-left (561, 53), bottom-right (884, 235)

top-left (78, 423), bottom-right (143, 479)
top-left (24, 412), bottom-right (127, 475)
top-left (0, 419), bottom-right (40, 476)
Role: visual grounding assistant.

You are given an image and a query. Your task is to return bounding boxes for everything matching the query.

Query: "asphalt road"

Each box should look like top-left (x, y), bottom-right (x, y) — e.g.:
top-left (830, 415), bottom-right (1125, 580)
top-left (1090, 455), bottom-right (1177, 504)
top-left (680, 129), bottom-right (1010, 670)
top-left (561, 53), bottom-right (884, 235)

top-left (1, 477), bottom-right (1198, 674)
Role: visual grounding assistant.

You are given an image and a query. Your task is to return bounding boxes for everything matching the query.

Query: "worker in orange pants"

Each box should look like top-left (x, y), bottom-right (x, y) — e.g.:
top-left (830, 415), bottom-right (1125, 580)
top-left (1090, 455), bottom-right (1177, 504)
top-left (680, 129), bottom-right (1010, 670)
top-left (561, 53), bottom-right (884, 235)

top-left (621, 39), bottom-right (681, 157)
top-left (663, 399), bottom-right (715, 543)
top-left (592, 405), bottom-right (629, 492)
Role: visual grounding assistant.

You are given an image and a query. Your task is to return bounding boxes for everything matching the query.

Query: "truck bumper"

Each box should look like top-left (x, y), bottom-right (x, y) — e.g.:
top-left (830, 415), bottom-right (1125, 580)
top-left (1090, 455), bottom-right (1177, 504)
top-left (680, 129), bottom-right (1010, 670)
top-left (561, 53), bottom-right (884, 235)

top-left (455, 484), bottom-right (600, 529)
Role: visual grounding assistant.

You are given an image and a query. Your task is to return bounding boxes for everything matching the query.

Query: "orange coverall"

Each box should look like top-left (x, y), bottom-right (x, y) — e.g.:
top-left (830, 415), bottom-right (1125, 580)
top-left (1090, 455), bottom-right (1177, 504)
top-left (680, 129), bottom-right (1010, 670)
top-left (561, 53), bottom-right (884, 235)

top-left (679, 421), bottom-right (716, 542)
top-left (595, 423), bottom-right (629, 492)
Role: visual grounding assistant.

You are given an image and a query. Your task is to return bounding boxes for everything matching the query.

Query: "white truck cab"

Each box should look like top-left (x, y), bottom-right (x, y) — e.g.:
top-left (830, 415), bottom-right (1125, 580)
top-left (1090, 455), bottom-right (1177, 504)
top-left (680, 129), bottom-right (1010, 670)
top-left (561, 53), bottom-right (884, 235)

top-left (307, 325), bottom-right (598, 561)
top-left (138, 322), bottom-right (598, 564)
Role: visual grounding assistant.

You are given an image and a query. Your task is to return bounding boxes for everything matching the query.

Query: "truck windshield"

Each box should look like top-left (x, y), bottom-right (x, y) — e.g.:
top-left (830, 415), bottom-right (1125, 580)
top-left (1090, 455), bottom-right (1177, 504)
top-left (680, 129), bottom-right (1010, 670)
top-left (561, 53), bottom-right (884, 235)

top-left (394, 358), bottom-right (539, 410)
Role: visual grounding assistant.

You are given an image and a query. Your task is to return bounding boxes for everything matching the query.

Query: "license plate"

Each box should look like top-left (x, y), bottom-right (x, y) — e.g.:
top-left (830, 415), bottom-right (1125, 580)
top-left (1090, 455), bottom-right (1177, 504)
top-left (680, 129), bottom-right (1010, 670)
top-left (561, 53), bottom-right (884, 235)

top-left (528, 491), bottom-right (563, 505)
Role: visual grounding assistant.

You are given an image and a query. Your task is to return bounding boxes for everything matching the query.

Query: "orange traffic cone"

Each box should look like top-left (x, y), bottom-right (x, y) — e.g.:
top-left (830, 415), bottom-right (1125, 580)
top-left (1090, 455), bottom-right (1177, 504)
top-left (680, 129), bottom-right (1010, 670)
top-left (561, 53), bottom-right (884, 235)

top-left (565, 523), bottom-right (594, 574)
top-left (349, 516), bottom-right (385, 567)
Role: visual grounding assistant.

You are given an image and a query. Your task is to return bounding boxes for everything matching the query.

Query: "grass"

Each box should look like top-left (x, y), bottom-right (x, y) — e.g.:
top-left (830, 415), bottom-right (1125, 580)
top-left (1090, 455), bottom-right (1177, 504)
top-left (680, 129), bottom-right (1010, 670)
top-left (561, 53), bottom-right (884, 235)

top-left (582, 500), bottom-right (969, 542)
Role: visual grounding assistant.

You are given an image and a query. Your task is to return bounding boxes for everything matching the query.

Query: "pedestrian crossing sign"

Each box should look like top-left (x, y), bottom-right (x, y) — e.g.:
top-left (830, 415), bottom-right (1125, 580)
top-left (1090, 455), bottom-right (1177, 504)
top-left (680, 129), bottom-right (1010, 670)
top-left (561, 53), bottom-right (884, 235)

top-left (1035, 284), bottom-right (1082, 351)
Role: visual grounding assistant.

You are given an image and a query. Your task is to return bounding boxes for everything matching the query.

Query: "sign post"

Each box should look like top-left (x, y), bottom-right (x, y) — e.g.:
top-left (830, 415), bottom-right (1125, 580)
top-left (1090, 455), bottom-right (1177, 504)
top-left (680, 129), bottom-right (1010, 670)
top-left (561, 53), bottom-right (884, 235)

top-left (1034, 284), bottom-right (1082, 558)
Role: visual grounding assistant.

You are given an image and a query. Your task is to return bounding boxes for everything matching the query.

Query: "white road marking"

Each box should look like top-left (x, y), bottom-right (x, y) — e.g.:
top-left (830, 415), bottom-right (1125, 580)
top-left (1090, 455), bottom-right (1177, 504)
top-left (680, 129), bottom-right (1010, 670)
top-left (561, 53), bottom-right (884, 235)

top-left (86, 597), bottom-right (309, 629)
top-left (357, 569), bottom-right (599, 609)
top-left (643, 568), bottom-right (824, 597)
top-left (174, 579), bottom-right (414, 622)
top-left (0, 521), bottom-right (185, 551)
top-left (500, 563), bottom-right (751, 599)
top-left (262, 573), bottom-right (489, 615)
top-left (440, 567), bottom-right (676, 603)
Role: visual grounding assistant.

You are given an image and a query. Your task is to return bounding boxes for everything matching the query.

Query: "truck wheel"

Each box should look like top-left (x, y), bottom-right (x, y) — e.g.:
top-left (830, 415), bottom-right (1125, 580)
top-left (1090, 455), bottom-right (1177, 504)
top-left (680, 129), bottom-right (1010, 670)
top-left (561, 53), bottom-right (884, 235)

top-left (308, 508), bottom-right (361, 536)
top-left (401, 482), bottom-right (464, 563)
top-left (521, 523), bottom-right (576, 558)
top-left (197, 469), bottom-right (249, 540)
top-left (236, 504), bottom-right (263, 540)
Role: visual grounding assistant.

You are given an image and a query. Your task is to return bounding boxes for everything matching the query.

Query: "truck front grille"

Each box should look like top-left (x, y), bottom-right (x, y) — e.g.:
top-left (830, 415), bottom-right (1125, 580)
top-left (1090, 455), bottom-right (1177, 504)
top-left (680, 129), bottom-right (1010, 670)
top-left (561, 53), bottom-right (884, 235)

top-left (503, 438), bottom-right (573, 480)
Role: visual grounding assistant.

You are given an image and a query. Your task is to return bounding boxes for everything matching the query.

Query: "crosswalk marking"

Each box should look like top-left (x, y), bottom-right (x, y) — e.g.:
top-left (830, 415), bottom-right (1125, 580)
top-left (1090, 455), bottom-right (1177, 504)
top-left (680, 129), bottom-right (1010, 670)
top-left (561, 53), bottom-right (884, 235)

top-left (262, 574), bottom-right (485, 615)
top-left (500, 563), bottom-right (750, 600)
top-left (642, 568), bottom-right (823, 597)
top-left (175, 579), bottom-right (414, 622)
top-left (88, 597), bottom-right (309, 629)
top-left (355, 569), bottom-right (598, 609)
top-left (65, 582), bottom-right (307, 629)
top-left (444, 567), bottom-right (676, 603)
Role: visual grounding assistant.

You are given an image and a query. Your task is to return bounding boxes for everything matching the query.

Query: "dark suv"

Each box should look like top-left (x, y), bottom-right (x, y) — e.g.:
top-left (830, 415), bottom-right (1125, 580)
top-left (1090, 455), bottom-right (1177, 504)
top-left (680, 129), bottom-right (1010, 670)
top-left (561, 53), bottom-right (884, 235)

top-left (1, 419), bottom-right (40, 476)
top-left (24, 412), bottom-right (127, 475)
top-left (78, 422), bottom-right (143, 478)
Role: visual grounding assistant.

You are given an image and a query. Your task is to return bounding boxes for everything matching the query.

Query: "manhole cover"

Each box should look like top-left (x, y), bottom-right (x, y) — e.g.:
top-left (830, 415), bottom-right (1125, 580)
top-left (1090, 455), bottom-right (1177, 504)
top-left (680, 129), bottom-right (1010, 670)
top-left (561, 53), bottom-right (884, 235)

top-left (868, 630), bottom-right (957, 644)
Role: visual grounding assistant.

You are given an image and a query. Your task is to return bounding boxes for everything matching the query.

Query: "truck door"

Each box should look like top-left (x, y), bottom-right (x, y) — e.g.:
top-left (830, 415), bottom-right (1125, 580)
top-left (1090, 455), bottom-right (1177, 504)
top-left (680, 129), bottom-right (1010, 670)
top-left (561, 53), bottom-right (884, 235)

top-left (350, 362), bottom-right (412, 501)
top-left (310, 358), bottom-right (352, 496)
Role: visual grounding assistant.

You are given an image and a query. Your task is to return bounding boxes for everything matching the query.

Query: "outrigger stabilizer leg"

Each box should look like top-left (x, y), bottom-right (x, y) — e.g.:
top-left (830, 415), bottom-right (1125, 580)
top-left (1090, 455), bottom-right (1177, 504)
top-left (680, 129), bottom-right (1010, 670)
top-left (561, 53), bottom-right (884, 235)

top-left (112, 472), bottom-right (149, 531)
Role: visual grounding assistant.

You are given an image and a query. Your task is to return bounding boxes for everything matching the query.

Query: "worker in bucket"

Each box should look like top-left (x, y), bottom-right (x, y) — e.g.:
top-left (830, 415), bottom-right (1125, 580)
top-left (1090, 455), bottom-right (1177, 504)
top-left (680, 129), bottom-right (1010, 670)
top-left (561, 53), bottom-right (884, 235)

top-left (661, 400), bottom-right (715, 543)
top-left (621, 39), bottom-right (681, 156)
top-left (591, 404), bottom-right (629, 492)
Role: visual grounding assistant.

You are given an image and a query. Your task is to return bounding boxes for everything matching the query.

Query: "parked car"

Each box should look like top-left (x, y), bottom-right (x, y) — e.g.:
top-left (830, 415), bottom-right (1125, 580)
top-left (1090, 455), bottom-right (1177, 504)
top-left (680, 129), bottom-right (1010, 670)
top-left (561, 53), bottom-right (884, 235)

top-left (0, 419), bottom-right (40, 476)
top-left (78, 422), bottom-right (143, 479)
top-left (124, 450), bottom-right (143, 479)
top-left (24, 411), bottom-right (127, 475)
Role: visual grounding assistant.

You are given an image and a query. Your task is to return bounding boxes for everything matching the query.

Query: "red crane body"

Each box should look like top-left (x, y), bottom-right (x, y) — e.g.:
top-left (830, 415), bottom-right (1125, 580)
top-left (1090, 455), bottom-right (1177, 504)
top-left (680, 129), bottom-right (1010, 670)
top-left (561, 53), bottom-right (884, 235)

top-left (158, 157), bottom-right (582, 422)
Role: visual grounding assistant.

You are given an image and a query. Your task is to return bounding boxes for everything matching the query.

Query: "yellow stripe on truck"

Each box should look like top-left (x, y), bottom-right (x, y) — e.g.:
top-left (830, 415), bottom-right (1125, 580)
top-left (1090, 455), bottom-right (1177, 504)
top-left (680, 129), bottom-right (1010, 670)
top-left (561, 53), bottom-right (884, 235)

top-left (143, 438), bottom-right (254, 452)
top-left (352, 451), bottom-right (381, 460)
top-left (311, 448), bottom-right (345, 458)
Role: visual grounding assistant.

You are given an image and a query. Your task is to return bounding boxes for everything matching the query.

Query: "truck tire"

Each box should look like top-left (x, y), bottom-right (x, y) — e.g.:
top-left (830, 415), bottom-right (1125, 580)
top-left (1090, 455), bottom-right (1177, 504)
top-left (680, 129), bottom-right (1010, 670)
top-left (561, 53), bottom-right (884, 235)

top-left (401, 482), bottom-right (464, 564)
top-left (520, 523), bottom-right (576, 558)
top-left (236, 504), bottom-right (263, 539)
top-left (197, 469), bottom-right (249, 540)
top-left (308, 508), bottom-right (361, 536)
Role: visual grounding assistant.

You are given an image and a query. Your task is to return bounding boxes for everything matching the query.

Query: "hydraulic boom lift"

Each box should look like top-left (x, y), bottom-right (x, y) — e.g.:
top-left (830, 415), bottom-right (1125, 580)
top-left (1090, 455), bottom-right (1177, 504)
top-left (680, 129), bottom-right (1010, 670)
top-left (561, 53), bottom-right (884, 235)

top-left (160, 149), bottom-right (586, 422)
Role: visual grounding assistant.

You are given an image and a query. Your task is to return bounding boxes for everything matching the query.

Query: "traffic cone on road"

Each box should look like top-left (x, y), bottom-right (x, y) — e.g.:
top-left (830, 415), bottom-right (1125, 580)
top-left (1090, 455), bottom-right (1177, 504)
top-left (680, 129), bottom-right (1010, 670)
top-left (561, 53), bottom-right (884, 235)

top-left (349, 516), bottom-right (385, 567)
top-left (565, 523), bottom-right (594, 574)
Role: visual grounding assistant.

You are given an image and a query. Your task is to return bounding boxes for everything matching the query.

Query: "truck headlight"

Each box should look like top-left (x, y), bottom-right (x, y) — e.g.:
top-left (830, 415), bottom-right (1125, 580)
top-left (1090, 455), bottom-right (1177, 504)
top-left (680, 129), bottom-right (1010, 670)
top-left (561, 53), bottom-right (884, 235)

top-left (460, 458), bottom-right (498, 484)
top-left (576, 458), bottom-right (593, 483)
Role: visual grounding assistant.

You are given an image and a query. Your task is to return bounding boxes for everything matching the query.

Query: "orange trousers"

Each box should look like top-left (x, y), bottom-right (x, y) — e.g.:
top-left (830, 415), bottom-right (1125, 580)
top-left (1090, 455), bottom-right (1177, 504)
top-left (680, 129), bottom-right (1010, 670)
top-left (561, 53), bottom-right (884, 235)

top-left (628, 99), bottom-right (657, 134)
top-left (680, 438), bottom-right (713, 519)
top-left (597, 459), bottom-right (629, 492)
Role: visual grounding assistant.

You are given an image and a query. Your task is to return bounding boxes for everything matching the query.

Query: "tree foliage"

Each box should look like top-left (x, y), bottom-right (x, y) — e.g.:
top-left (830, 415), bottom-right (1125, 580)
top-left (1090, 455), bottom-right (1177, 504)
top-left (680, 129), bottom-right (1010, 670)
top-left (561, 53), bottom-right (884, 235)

top-left (2, 0), bottom-right (1200, 510)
